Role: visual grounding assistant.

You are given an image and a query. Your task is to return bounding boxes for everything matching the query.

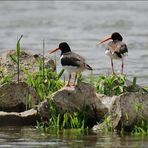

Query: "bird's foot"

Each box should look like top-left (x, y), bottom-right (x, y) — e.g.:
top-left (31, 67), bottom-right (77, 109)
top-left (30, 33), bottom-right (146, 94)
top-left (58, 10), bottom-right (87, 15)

top-left (120, 72), bottom-right (126, 76)
top-left (65, 82), bottom-right (75, 87)
top-left (112, 72), bottom-right (116, 75)
top-left (120, 70), bottom-right (124, 75)
top-left (71, 83), bottom-right (76, 87)
top-left (65, 84), bottom-right (71, 87)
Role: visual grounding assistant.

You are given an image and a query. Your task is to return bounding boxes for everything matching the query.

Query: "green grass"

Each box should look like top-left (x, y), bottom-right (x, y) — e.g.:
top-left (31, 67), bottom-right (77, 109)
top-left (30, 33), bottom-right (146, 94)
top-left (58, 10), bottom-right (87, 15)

top-left (131, 120), bottom-right (148, 136)
top-left (1, 36), bottom-right (148, 135)
top-left (36, 93), bottom-right (87, 131)
top-left (36, 98), bottom-right (86, 131)
top-left (0, 35), bottom-right (23, 85)
top-left (0, 72), bottom-right (13, 85)
top-left (95, 75), bottom-right (147, 96)
top-left (36, 111), bottom-right (86, 131)
top-left (130, 99), bottom-right (148, 136)
top-left (96, 74), bottom-right (126, 96)
top-left (9, 35), bottom-right (23, 83)
top-left (23, 65), bottom-right (64, 101)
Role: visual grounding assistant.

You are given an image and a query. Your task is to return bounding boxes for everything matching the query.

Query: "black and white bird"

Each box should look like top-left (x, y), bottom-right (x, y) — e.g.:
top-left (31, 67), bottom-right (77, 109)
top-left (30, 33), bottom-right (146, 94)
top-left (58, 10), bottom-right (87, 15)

top-left (49, 42), bottom-right (93, 87)
top-left (99, 32), bottom-right (128, 74)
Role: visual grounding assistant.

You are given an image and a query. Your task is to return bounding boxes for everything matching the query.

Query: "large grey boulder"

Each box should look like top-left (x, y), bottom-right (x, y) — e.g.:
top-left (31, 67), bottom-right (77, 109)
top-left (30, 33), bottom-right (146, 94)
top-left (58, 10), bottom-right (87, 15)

top-left (93, 91), bottom-right (148, 130)
top-left (0, 82), bottom-right (39, 112)
top-left (0, 50), bottom-right (55, 81)
top-left (52, 82), bottom-right (108, 121)
top-left (110, 92), bottom-right (148, 128)
top-left (0, 80), bottom-right (147, 128)
top-left (37, 99), bottom-right (51, 121)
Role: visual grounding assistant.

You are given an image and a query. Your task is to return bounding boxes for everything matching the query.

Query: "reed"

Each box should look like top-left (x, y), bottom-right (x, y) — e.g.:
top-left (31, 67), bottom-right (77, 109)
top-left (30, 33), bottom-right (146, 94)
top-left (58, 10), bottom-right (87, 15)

top-left (10, 35), bottom-right (23, 83)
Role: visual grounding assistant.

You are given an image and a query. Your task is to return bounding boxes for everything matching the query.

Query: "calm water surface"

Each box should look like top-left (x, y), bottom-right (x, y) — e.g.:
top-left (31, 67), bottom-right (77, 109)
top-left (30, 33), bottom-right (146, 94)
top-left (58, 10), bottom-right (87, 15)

top-left (0, 126), bottom-right (148, 148)
top-left (0, 1), bottom-right (148, 147)
top-left (0, 1), bottom-right (148, 85)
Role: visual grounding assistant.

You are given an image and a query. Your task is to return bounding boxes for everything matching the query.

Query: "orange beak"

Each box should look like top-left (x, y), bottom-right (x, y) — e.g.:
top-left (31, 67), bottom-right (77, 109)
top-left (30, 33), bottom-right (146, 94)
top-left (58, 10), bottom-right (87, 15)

top-left (98, 36), bottom-right (112, 45)
top-left (49, 47), bottom-right (60, 55)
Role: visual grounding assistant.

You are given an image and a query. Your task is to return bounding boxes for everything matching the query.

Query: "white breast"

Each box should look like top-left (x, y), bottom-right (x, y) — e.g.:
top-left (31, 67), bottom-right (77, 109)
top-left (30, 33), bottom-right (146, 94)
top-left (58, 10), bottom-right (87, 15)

top-left (105, 50), bottom-right (127, 60)
top-left (62, 65), bottom-right (83, 73)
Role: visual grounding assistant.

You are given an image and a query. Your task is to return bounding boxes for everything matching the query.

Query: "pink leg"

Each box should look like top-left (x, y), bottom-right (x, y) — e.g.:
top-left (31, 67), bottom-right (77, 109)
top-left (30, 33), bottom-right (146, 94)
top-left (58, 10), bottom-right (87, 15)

top-left (66, 73), bottom-right (71, 87)
top-left (73, 73), bottom-right (77, 86)
top-left (121, 59), bottom-right (124, 74)
top-left (111, 59), bottom-right (115, 75)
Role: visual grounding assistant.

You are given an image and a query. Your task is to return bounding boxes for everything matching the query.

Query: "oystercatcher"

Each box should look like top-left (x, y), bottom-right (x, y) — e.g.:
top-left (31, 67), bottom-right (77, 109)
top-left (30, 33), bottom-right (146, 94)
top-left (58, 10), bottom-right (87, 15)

top-left (99, 32), bottom-right (128, 74)
top-left (49, 42), bottom-right (93, 87)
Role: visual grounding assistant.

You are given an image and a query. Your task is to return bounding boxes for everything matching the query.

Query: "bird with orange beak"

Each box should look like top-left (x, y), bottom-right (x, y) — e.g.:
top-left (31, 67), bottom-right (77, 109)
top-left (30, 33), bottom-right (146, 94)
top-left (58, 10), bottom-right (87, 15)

top-left (99, 32), bottom-right (128, 74)
top-left (49, 42), bottom-right (93, 87)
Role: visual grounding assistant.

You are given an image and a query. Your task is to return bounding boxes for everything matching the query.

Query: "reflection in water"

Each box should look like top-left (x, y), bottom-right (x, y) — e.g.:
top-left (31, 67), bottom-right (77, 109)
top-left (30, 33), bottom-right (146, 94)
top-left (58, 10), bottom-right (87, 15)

top-left (0, 126), bottom-right (147, 147)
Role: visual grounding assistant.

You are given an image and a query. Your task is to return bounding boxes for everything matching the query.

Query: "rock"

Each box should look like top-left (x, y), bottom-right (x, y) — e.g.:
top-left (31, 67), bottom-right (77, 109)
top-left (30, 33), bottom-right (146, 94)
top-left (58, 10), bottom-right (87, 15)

top-left (110, 92), bottom-right (148, 128)
top-left (0, 50), bottom-right (55, 81)
top-left (50, 81), bottom-right (148, 128)
top-left (0, 82), bottom-right (39, 112)
top-left (93, 91), bottom-right (148, 131)
top-left (0, 72), bottom-right (147, 128)
top-left (37, 99), bottom-right (51, 121)
top-left (0, 109), bottom-right (39, 126)
top-left (52, 82), bottom-right (108, 122)
top-left (0, 99), bottom-right (50, 126)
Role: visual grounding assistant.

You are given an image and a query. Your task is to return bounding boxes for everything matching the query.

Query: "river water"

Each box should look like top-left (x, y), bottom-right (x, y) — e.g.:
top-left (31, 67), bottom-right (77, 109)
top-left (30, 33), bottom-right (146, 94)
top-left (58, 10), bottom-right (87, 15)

top-left (0, 1), bottom-right (148, 147)
top-left (0, 1), bottom-right (148, 85)
top-left (0, 126), bottom-right (147, 148)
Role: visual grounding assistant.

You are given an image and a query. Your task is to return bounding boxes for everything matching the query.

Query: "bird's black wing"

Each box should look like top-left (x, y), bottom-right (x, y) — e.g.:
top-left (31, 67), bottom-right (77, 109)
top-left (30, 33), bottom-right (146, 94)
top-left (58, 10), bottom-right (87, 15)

top-left (61, 52), bottom-right (85, 67)
top-left (115, 42), bottom-right (128, 58)
top-left (120, 43), bottom-right (128, 54)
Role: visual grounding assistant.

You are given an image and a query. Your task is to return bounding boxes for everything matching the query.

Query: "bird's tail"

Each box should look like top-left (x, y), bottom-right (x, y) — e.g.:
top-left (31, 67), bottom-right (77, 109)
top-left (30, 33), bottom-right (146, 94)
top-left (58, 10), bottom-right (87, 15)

top-left (85, 64), bottom-right (93, 70)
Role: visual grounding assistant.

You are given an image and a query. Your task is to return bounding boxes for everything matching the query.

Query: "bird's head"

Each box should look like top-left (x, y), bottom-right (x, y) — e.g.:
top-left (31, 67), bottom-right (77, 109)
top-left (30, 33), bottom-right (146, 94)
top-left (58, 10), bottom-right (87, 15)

top-left (49, 42), bottom-right (71, 55)
top-left (98, 32), bottom-right (123, 44)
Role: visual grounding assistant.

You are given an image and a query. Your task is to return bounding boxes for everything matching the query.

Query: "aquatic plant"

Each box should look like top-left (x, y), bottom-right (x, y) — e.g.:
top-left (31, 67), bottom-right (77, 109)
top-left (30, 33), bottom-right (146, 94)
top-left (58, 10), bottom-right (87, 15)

top-left (10, 35), bottom-right (23, 83)
top-left (36, 98), bottom-right (86, 131)
top-left (0, 70), bottom-right (13, 85)
top-left (131, 99), bottom-right (148, 136)
top-left (61, 112), bottom-right (85, 129)
top-left (21, 39), bottom-right (64, 101)
top-left (77, 73), bottom-right (85, 84)
top-left (131, 119), bottom-right (148, 136)
top-left (36, 96), bottom-right (87, 130)
top-left (23, 65), bottom-right (64, 101)
top-left (96, 74), bottom-right (126, 96)
top-left (95, 75), bottom-right (146, 96)
top-left (89, 71), bottom-right (94, 86)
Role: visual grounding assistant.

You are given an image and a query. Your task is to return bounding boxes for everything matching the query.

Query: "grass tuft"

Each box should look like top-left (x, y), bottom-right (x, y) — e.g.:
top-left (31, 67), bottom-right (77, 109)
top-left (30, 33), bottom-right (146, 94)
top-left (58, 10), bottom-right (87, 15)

top-left (96, 75), bottom-right (126, 96)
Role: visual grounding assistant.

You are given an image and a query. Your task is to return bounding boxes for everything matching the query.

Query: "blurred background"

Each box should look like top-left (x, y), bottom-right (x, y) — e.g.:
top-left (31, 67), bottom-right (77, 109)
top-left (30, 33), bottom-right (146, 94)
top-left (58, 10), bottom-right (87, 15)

top-left (0, 1), bottom-right (148, 85)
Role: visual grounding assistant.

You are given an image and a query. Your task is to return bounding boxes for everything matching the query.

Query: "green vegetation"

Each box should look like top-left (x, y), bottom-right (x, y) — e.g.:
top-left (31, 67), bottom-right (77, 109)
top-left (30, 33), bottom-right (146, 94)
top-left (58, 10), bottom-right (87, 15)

top-left (0, 37), bottom-right (148, 136)
top-left (96, 75), bottom-right (147, 96)
top-left (0, 71), bottom-right (13, 85)
top-left (23, 61), bottom-right (64, 101)
top-left (46, 95), bottom-right (86, 130)
top-left (131, 120), bottom-right (148, 136)
top-left (96, 74), bottom-right (126, 96)
top-left (10, 35), bottom-right (23, 83)
top-left (36, 98), bottom-right (86, 131)
top-left (131, 99), bottom-right (148, 136)
top-left (0, 35), bottom-right (23, 85)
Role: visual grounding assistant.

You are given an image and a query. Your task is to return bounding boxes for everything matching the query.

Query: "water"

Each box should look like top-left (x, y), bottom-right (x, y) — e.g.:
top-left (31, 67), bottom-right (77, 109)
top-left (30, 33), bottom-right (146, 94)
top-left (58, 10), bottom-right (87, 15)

top-left (0, 1), bottom-right (148, 85)
top-left (0, 2), bottom-right (148, 147)
top-left (0, 126), bottom-right (147, 148)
